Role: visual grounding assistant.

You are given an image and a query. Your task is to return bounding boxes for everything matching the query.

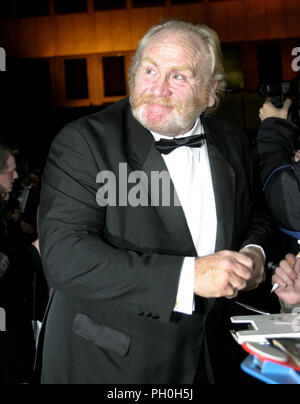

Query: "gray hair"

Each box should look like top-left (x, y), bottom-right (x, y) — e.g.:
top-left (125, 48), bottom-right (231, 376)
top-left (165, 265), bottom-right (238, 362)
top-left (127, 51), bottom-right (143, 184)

top-left (129, 19), bottom-right (226, 112)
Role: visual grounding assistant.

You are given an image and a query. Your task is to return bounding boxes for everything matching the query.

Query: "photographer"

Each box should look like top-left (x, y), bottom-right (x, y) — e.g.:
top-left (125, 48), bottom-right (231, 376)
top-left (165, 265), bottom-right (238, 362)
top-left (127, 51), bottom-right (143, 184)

top-left (256, 98), bottom-right (300, 310)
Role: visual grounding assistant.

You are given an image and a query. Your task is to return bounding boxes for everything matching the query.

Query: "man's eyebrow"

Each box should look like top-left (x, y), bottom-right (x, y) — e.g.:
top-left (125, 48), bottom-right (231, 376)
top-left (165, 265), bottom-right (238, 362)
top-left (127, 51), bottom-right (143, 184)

top-left (141, 58), bottom-right (194, 75)
top-left (141, 57), bottom-right (157, 66)
top-left (171, 65), bottom-right (194, 74)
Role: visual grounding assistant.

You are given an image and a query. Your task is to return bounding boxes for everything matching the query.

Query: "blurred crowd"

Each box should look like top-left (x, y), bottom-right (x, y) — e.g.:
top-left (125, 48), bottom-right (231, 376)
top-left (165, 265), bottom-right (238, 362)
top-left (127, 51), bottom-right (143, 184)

top-left (0, 144), bottom-right (48, 384)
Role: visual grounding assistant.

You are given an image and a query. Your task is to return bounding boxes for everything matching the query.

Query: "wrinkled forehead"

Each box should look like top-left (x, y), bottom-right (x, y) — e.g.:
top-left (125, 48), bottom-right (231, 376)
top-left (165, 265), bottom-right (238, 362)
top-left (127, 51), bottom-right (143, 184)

top-left (141, 30), bottom-right (210, 74)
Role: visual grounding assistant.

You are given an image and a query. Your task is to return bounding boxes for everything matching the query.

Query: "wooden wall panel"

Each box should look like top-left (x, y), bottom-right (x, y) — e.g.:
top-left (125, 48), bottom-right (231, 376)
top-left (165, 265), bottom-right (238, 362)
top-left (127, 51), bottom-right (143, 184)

top-left (49, 58), bottom-right (65, 107)
top-left (226, 0), bottom-right (247, 43)
top-left (0, 21), bottom-right (17, 56)
top-left (285, 0), bottom-right (300, 38)
top-left (35, 17), bottom-right (57, 57)
top-left (241, 43), bottom-right (258, 92)
top-left (148, 6), bottom-right (167, 27)
top-left (130, 8), bottom-right (150, 49)
top-left (111, 10), bottom-right (131, 51)
top-left (94, 12), bottom-right (113, 53)
top-left (186, 3), bottom-right (206, 24)
top-left (72, 13), bottom-right (96, 55)
top-left (88, 55), bottom-right (103, 105)
top-left (206, 1), bottom-right (229, 42)
top-left (1, 0), bottom-right (300, 60)
top-left (18, 18), bottom-right (37, 58)
top-left (266, 0), bottom-right (287, 39)
top-left (245, 0), bottom-right (268, 41)
top-left (168, 5), bottom-right (188, 21)
top-left (54, 15), bottom-right (75, 56)
top-left (97, 53), bottom-right (105, 105)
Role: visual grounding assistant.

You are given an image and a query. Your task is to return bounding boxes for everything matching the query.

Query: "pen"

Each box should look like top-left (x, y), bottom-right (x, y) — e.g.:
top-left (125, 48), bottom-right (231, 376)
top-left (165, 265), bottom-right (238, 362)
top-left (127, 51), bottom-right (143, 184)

top-left (271, 251), bottom-right (300, 294)
top-left (270, 282), bottom-right (280, 294)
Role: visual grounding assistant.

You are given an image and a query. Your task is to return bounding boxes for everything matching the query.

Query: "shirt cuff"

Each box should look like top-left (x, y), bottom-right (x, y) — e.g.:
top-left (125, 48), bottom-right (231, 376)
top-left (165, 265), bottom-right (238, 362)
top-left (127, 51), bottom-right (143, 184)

top-left (243, 244), bottom-right (266, 261)
top-left (174, 257), bottom-right (195, 315)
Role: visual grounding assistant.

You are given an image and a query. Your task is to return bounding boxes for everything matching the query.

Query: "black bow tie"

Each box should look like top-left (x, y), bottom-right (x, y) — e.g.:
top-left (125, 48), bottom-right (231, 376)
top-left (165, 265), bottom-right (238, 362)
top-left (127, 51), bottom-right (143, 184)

top-left (155, 134), bottom-right (206, 155)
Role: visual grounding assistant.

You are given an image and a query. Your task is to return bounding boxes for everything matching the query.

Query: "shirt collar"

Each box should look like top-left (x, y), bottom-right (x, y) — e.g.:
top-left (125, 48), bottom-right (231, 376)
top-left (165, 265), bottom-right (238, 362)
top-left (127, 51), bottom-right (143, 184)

top-left (151, 118), bottom-right (203, 141)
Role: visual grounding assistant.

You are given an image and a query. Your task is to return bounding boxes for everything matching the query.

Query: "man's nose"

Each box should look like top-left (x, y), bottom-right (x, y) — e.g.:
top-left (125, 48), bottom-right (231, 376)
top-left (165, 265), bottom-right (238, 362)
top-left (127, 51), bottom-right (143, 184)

top-left (151, 76), bottom-right (172, 98)
top-left (13, 170), bottom-right (19, 180)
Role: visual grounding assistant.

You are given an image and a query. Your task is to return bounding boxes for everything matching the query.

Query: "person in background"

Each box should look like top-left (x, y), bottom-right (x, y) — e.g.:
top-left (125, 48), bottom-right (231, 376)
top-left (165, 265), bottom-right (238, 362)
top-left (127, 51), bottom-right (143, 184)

top-left (0, 142), bottom-right (36, 384)
top-left (0, 142), bottom-right (19, 281)
top-left (256, 99), bottom-right (300, 312)
top-left (0, 143), bottom-right (19, 197)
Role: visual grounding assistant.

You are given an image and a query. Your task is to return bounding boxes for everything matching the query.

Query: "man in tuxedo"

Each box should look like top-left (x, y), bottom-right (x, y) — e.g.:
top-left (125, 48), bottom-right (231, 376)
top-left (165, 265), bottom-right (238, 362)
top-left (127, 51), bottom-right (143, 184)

top-left (39, 20), bottom-right (272, 384)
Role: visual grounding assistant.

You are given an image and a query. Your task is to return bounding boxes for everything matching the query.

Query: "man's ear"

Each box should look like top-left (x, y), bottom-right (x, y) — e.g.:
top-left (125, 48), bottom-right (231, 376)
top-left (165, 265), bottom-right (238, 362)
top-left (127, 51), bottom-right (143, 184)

top-left (208, 82), bottom-right (218, 108)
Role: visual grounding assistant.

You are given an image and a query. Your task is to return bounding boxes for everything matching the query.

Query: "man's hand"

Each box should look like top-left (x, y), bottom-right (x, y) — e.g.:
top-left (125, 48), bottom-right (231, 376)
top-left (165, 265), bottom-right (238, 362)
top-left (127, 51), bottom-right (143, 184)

top-left (259, 98), bottom-right (292, 122)
top-left (239, 246), bottom-right (266, 290)
top-left (272, 253), bottom-right (300, 306)
top-left (293, 150), bottom-right (300, 163)
top-left (194, 250), bottom-right (253, 299)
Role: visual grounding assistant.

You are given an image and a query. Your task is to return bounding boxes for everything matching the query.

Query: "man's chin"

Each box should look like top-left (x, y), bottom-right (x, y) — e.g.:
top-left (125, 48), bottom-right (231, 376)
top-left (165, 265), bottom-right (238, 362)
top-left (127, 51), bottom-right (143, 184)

top-left (133, 106), bottom-right (174, 133)
top-left (132, 101), bottom-right (204, 136)
top-left (135, 115), bottom-right (175, 135)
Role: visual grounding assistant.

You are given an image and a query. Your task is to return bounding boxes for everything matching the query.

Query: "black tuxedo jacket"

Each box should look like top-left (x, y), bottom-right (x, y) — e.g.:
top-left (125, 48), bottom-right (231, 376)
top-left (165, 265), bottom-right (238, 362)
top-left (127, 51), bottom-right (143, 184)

top-left (39, 97), bottom-right (271, 384)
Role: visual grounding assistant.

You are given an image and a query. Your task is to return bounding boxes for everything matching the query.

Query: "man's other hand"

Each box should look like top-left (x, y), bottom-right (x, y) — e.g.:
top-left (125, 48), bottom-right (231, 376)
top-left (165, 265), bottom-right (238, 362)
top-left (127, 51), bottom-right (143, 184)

top-left (239, 246), bottom-right (266, 291)
top-left (194, 250), bottom-right (253, 299)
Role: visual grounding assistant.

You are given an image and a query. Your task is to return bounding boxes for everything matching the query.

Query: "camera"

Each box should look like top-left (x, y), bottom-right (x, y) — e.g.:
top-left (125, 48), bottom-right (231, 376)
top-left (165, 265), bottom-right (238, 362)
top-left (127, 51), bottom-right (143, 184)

top-left (258, 79), bottom-right (300, 127)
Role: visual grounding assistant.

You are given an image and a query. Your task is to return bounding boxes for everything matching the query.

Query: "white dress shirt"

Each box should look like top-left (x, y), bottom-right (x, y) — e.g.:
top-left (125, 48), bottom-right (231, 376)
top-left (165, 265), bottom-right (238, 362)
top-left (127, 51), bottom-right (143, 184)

top-left (151, 118), bottom-right (217, 314)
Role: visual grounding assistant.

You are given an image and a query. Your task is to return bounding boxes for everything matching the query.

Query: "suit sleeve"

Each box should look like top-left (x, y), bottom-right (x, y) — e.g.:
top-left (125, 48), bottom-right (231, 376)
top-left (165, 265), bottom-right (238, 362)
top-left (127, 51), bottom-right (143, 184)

top-left (39, 125), bottom-right (183, 323)
top-left (238, 130), bottom-right (274, 255)
top-left (255, 117), bottom-right (300, 231)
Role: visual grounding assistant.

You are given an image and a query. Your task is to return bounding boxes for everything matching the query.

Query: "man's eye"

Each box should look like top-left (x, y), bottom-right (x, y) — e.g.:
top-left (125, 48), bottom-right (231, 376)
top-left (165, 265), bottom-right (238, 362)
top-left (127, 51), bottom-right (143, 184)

top-left (146, 69), bottom-right (156, 75)
top-left (172, 74), bottom-right (185, 81)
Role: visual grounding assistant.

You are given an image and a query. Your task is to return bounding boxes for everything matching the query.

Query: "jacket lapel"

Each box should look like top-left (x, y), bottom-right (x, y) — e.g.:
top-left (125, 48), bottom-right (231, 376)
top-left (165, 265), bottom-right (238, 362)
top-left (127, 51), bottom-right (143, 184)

top-left (203, 116), bottom-right (236, 252)
top-left (125, 106), bottom-right (196, 257)
top-left (142, 143), bottom-right (197, 256)
top-left (203, 116), bottom-right (237, 315)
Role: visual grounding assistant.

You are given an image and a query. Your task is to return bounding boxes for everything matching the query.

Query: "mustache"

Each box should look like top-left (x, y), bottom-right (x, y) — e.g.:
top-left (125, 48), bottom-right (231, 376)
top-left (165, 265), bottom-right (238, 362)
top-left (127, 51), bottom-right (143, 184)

top-left (133, 95), bottom-right (181, 109)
